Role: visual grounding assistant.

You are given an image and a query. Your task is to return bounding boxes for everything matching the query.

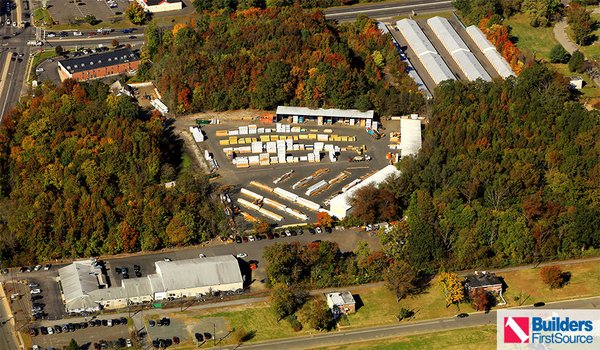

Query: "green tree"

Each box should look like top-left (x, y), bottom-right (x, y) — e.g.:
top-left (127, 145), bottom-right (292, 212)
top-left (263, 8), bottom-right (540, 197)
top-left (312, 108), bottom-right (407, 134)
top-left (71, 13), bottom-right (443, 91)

top-left (405, 190), bottom-right (442, 268)
top-left (371, 50), bottom-right (384, 68)
top-left (297, 298), bottom-right (333, 330)
top-left (568, 50), bottom-right (585, 73)
top-left (270, 283), bottom-right (308, 321)
top-left (66, 339), bottom-right (79, 350)
top-left (251, 61), bottom-right (291, 109)
top-left (126, 2), bottom-right (148, 25)
top-left (55, 45), bottom-right (64, 56)
top-left (521, 0), bottom-right (562, 27)
top-left (549, 44), bottom-right (570, 63)
top-left (84, 15), bottom-right (98, 25)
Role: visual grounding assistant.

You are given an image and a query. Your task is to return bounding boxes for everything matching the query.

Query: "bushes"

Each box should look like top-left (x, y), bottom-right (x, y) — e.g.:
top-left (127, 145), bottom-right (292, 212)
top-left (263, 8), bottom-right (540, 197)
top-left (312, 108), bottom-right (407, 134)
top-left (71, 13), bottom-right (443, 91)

top-left (568, 50), bottom-right (585, 73)
top-left (549, 44), bottom-right (570, 63)
top-left (540, 265), bottom-right (568, 289)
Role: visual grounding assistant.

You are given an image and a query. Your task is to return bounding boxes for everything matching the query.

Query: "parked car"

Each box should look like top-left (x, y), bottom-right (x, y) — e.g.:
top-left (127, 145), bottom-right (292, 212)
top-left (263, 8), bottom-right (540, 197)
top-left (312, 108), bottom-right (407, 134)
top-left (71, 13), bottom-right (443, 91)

top-left (296, 229), bottom-right (304, 235)
top-left (46, 32), bottom-right (56, 37)
top-left (125, 339), bottom-right (132, 347)
top-left (43, 264), bottom-right (51, 270)
top-left (148, 320), bottom-right (155, 327)
top-left (28, 283), bottom-right (39, 288)
top-left (324, 227), bottom-right (332, 233)
top-left (308, 228), bottom-right (316, 234)
top-left (40, 327), bottom-right (48, 335)
top-left (114, 267), bottom-right (122, 274)
top-left (315, 227), bottom-right (323, 234)
top-left (284, 229), bottom-right (292, 237)
top-left (163, 258), bottom-right (172, 262)
top-left (534, 302), bottom-right (546, 307)
top-left (73, 31), bottom-right (82, 36)
top-left (236, 253), bottom-right (247, 258)
top-left (199, 254), bottom-right (206, 258)
top-left (133, 265), bottom-right (140, 271)
top-left (457, 313), bottom-right (469, 318)
top-left (135, 271), bottom-right (142, 278)
top-left (47, 327), bottom-right (54, 335)
top-left (235, 236), bottom-right (242, 243)
top-left (194, 333), bottom-right (204, 342)
top-left (203, 332), bottom-right (212, 340)
top-left (35, 67), bottom-right (44, 73)
top-left (30, 289), bottom-right (41, 294)
top-left (29, 328), bottom-right (38, 336)
top-left (248, 235), bottom-right (255, 242)
top-left (161, 317), bottom-right (170, 326)
top-left (172, 336), bottom-right (180, 344)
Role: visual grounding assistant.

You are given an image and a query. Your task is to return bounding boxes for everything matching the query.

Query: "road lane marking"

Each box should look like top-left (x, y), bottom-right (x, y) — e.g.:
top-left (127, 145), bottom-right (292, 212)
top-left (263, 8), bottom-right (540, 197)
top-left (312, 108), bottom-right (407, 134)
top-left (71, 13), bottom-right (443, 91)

top-left (325, 0), bottom-right (452, 17)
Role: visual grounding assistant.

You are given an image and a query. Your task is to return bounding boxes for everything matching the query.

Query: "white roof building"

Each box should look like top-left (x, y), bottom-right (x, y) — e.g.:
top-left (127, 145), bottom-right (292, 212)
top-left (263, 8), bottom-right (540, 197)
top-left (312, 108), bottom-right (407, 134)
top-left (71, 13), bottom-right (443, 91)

top-left (400, 117), bottom-right (422, 158)
top-left (276, 106), bottom-right (374, 120)
top-left (396, 19), bottom-right (456, 85)
top-left (427, 17), bottom-right (491, 82)
top-left (58, 260), bottom-right (105, 313)
top-left (58, 255), bottom-right (243, 313)
top-left (396, 19), bottom-right (438, 57)
top-left (329, 165), bottom-right (401, 219)
top-left (326, 291), bottom-right (356, 316)
top-left (465, 25), bottom-right (515, 79)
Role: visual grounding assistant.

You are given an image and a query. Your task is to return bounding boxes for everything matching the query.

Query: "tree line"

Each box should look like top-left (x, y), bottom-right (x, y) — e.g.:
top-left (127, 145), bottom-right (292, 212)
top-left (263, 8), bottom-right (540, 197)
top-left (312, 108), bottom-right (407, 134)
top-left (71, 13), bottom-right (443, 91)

top-left (351, 64), bottom-right (599, 272)
top-left (0, 80), bottom-right (228, 265)
top-left (138, 9), bottom-right (424, 115)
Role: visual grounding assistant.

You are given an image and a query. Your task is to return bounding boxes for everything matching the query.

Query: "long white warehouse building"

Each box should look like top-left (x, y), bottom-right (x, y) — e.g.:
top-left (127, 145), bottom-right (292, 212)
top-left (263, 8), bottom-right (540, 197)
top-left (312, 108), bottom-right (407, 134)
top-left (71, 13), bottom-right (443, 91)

top-left (329, 165), bottom-right (401, 219)
top-left (396, 19), bottom-right (455, 85)
top-left (465, 25), bottom-right (516, 79)
top-left (427, 17), bottom-right (491, 82)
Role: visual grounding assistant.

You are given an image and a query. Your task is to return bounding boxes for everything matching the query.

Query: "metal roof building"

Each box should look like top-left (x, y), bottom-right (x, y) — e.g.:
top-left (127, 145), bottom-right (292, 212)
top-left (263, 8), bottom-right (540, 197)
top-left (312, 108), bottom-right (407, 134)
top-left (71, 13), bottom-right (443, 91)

top-left (427, 17), bottom-right (491, 82)
top-left (465, 25), bottom-right (516, 79)
top-left (329, 165), bottom-right (401, 219)
top-left (276, 106), bottom-right (374, 120)
top-left (396, 19), bottom-right (456, 85)
top-left (400, 117), bottom-right (422, 158)
top-left (396, 19), bottom-right (438, 57)
top-left (58, 255), bottom-right (243, 313)
top-left (58, 260), bottom-right (104, 313)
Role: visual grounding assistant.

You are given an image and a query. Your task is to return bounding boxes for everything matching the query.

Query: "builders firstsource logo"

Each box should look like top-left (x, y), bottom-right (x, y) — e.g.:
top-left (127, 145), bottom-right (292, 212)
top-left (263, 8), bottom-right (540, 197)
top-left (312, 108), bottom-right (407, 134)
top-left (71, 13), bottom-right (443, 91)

top-left (498, 310), bottom-right (600, 349)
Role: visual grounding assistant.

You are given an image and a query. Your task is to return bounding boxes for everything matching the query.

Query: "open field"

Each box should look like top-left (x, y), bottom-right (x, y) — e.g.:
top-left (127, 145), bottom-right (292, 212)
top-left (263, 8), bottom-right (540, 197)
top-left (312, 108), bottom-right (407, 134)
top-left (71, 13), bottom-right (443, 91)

top-left (317, 325), bottom-right (496, 350)
top-left (505, 13), bottom-right (558, 61)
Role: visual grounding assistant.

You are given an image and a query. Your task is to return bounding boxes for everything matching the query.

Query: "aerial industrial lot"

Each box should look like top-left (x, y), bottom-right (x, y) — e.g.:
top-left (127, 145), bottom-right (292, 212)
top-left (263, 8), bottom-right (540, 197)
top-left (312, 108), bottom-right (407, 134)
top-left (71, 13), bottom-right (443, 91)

top-left (0, 0), bottom-right (599, 349)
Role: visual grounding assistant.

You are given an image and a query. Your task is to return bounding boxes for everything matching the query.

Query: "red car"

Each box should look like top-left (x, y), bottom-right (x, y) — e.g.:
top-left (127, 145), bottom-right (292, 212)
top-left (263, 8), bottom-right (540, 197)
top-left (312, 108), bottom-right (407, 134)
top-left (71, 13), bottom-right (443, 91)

top-left (173, 336), bottom-right (180, 344)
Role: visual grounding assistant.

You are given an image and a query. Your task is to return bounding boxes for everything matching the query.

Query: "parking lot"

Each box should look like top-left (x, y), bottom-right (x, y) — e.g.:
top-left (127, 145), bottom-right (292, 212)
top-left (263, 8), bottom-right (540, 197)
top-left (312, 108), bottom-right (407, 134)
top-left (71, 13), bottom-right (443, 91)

top-left (47, 0), bottom-right (132, 26)
top-left (197, 120), bottom-right (396, 228)
top-left (32, 316), bottom-right (131, 349)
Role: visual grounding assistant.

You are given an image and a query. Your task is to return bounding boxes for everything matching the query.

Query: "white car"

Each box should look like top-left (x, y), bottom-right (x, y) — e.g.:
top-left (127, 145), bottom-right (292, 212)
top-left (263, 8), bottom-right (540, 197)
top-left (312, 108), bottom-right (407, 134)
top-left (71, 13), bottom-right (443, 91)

top-left (236, 253), bottom-right (247, 258)
top-left (47, 327), bottom-right (53, 335)
top-left (6, 19), bottom-right (10, 25)
top-left (30, 289), bottom-right (41, 294)
top-left (73, 31), bottom-right (82, 36)
top-left (248, 235), bottom-right (255, 242)
top-left (126, 339), bottom-right (132, 347)
top-left (199, 254), bottom-right (206, 258)
top-left (163, 258), bottom-right (171, 262)
top-left (315, 227), bottom-right (322, 234)
top-left (33, 265), bottom-right (42, 271)
top-left (35, 68), bottom-right (44, 73)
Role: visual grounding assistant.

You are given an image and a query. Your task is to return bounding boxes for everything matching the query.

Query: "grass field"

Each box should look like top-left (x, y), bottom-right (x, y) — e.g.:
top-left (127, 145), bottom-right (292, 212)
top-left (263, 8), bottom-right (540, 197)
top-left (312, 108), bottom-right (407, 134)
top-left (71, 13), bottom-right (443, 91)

top-left (501, 260), bottom-right (600, 305)
top-left (318, 326), bottom-right (497, 350)
top-left (505, 13), bottom-right (559, 61)
top-left (393, 10), bottom-right (454, 21)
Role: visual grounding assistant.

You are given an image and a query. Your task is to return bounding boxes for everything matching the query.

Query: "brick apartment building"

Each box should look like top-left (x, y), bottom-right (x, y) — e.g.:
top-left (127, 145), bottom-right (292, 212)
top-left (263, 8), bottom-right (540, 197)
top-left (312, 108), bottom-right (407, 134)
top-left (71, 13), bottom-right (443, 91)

top-left (57, 48), bottom-right (141, 82)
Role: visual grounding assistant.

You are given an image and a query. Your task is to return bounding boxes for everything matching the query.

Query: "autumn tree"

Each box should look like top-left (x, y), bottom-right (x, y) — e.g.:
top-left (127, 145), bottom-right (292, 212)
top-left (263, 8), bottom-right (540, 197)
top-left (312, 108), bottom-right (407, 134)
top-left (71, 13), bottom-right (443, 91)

top-left (438, 272), bottom-right (465, 308)
top-left (567, 3), bottom-right (595, 45)
top-left (351, 185), bottom-right (399, 224)
top-left (126, 2), bottom-right (148, 25)
top-left (297, 298), bottom-right (333, 330)
top-left (55, 45), bottom-right (64, 55)
top-left (253, 219), bottom-right (271, 236)
top-left (540, 265), bottom-right (565, 289)
top-left (384, 260), bottom-right (417, 301)
top-left (471, 289), bottom-right (491, 311)
top-left (111, 39), bottom-right (119, 48)
top-left (316, 211), bottom-right (333, 228)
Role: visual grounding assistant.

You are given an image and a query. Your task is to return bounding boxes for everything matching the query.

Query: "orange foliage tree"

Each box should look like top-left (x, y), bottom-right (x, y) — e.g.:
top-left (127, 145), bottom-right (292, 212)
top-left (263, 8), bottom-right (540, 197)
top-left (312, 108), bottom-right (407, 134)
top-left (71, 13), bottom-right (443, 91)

top-left (479, 17), bottom-right (523, 75)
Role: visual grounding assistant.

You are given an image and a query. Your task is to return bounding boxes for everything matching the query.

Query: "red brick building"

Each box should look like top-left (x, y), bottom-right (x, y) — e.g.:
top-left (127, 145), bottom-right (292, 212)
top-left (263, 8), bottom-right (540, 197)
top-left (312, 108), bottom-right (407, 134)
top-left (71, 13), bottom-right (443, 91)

top-left (58, 48), bottom-right (141, 82)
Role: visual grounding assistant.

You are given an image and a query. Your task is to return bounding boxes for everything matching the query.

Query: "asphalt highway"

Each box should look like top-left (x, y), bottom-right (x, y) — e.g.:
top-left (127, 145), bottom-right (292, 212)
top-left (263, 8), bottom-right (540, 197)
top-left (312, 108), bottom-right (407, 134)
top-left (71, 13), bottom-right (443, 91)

top-left (324, 0), bottom-right (454, 22)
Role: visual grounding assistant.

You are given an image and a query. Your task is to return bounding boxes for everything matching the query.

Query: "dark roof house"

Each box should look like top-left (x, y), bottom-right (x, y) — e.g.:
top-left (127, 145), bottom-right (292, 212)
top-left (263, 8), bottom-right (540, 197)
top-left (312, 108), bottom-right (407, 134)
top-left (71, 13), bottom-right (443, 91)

top-left (57, 48), bottom-right (141, 81)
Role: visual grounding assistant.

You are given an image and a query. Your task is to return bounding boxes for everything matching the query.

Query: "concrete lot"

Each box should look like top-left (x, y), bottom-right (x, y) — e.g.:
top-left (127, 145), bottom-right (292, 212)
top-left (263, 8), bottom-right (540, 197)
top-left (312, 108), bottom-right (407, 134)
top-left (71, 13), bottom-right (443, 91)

top-left (196, 120), bottom-right (397, 227)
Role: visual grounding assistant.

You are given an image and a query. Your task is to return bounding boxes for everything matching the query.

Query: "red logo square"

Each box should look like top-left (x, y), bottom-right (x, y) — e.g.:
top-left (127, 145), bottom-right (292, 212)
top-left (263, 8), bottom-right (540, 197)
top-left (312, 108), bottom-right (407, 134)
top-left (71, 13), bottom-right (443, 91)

top-left (504, 317), bottom-right (530, 343)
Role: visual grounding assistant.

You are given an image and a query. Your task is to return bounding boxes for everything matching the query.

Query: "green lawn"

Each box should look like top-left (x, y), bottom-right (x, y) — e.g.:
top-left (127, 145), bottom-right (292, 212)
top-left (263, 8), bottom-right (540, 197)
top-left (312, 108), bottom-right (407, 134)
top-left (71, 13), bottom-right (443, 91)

top-left (393, 10), bottom-right (454, 21)
top-left (33, 8), bottom-right (53, 26)
top-left (501, 260), bottom-right (600, 305)
top-left (505, 13), bottom-right (559, 61)
top-left (549, 63), bottom-right (600, 98)
top-left (317, 326), bottom-right (496, 350)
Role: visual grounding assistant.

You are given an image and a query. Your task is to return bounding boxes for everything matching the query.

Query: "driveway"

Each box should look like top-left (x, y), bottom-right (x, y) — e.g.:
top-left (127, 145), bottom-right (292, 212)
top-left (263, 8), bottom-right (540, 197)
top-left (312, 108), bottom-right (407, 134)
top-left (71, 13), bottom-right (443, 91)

top-left (553, 18), bottom-right (579, 54)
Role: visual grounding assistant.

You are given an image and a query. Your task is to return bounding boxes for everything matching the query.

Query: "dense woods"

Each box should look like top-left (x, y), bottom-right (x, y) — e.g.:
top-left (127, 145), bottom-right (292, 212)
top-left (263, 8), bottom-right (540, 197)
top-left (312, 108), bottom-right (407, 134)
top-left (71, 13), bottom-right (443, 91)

top-left (379, 64), bottom-right (599, 270)
top-left (0, 81), bottom-right (227, 265)
top-left (192, 0), bottom-right (383, 13)
top-left (140, 9), bottom-right (424, 115)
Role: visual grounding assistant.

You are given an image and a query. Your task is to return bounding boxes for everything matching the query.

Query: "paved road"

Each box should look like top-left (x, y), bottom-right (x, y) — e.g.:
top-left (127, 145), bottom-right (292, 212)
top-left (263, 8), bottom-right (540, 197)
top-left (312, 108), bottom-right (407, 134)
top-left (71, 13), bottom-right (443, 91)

top-left (553, 18), bottom-right (579, 54)
top-left (324, 0), bottom-right (454, 22)
top-left (229, 296), bottom-right (600, 350)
